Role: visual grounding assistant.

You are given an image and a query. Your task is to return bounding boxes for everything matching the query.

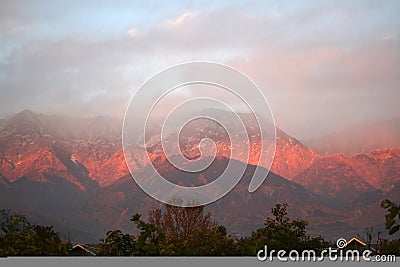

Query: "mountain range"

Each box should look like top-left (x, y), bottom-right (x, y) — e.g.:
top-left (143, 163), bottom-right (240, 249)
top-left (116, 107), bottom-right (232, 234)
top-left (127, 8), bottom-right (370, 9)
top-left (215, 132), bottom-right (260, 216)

top-left (0, 110), bottom-right (399, 243)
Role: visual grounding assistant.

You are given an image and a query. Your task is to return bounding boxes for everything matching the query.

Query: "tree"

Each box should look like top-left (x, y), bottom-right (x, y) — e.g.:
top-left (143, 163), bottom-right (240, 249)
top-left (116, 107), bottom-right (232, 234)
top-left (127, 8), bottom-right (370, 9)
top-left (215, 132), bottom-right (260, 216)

top-left (148, 203), bottom-right (212, 241)
top-left (381, 199), bottom-right (400, 235)
top-left (95, 202), bottom-right (333, 256)
top-left (130, 213), bottom-right (164, 256)
top-left (0, 210), bottom-right (31, 256)
top-left (97, 230), bottom-right (136, 256)
top-left (240, 203), bottom-right (323, 255)
top-left (129, 199), bottom-right (238, 256)
top-left (28, 224), bottom-right (70, 255)
top-left (0, 209), bottom-right (71, 256)
top-left (358, 226), bottom-right (384, 252)
top-left (149, 201), bottom-right (238, 255)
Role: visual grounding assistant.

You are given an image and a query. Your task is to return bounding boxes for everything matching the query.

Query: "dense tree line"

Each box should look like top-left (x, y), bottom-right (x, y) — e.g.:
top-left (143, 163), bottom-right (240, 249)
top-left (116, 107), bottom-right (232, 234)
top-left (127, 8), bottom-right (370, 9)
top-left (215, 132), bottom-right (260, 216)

top-left (0, 210), bottom-right (71, 256)
top-left (1, 200), bottom-right (399, 256)
top-left (97, 204), bottom-right (237, 256)
top-left (95, 201), bottom-right (400, 256)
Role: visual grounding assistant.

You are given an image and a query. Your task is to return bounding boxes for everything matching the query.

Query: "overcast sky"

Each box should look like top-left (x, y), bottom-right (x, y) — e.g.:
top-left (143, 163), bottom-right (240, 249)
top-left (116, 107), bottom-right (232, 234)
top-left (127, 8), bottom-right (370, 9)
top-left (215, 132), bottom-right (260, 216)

top-left (0, 0), bottom-right (399, 139)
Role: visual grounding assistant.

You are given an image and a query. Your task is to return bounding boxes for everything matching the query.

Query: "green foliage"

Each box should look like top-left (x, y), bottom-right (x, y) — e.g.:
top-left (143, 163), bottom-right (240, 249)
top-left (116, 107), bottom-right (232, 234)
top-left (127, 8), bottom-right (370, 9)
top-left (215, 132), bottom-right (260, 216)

top-left (0, 209), bottom-right (71, 256)
top-left (6, 199), bottom-right (400, 257)
top-left (96, 202), bottom-right (331, 256)
top-left (96, 230), bottom-right (136, 256)
top-left (129, 205), bottom-right (238, 256)
top-left (130, 213), bottom-right (164, 256)
top-left (381, 199), bottom-right (400, 235)
top-left (238, 203), bottom-right (324, 255)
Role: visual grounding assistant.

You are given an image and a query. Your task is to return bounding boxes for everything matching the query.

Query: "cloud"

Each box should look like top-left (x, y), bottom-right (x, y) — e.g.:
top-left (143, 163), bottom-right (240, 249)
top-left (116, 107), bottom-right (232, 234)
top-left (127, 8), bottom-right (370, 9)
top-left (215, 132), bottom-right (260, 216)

top-left (0, 1), bottom-right (399, 138)
top-left (381, 33), bottom-right (396, 42)
top-left (168, 12), bottom-right (197, 27)
top-left (127, 28), bottom-right (138, 37)
top-left (10, 25), bottom-right (29, 34)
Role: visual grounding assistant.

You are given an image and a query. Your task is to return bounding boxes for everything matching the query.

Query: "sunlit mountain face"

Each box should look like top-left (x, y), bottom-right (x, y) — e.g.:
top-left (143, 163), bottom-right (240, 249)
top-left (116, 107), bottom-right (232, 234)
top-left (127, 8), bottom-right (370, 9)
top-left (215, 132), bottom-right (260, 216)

top-left (0, 110), bottom-right (399, 242)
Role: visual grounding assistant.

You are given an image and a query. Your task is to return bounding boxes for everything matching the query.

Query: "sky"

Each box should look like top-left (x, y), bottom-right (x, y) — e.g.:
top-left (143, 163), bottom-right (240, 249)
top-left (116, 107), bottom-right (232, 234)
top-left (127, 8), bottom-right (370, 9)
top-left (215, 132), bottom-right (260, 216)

top-left (0, 0), bottom-right (399, 139)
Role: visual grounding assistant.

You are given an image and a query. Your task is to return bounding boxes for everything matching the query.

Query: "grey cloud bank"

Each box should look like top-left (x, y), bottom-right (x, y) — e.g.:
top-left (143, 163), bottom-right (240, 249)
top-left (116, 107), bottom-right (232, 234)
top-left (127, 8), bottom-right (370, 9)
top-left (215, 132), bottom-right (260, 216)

top-left (0, 1), bottom-right (399, 139)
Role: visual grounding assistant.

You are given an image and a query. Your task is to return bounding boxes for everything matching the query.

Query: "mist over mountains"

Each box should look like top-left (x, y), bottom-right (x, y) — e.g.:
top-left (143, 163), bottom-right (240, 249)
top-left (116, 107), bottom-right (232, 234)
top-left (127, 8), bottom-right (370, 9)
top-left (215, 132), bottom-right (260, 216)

top-left (304, 118), bottom-right (400, 156)
top-left (0, 110), bottom-right (399, 242)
